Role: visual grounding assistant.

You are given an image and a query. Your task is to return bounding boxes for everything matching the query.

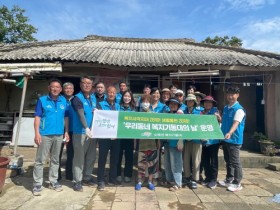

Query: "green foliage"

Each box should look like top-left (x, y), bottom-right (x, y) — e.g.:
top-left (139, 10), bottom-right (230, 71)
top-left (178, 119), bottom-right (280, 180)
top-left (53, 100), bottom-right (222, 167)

top-left (202, 36), bottom-right (243, 47)
top-left (0, 5), bottom-right (37, 44)
top-left (252, 132), bottom-right (268, 141)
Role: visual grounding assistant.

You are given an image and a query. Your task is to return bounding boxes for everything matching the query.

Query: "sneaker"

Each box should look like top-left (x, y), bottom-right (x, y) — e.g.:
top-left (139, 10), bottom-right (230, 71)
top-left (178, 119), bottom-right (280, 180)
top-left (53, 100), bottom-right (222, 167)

top-left (135, 183), bottom-right (142, 191)
top-left (73, 182), bottom-right (83, 192)
top-left (82, 179), bottom-right (97, 187)
top-left (32, 185), bottom-right (42, 196)
top-left (124, 176), bottom-right (131, 183)
top-left (97, 182), bottom-right (105, 191)
top-left (187, 180), bottom-right (197, 189)
top-left (148, 182), bottom-right (155, 191)
top-left (218, 179), bottom-right (233, 188)
top-left (208, 180), bottom-right (217, 189)
top-left (49, 182), bottom-right (63, 192)
top-left (116, 176), bottom-right (122, 183)
top-left (227, 183), bottom-right (243, 192)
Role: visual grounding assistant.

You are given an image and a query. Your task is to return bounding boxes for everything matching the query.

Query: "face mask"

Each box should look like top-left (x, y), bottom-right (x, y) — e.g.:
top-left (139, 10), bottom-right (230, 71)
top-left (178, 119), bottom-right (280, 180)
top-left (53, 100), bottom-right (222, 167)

top-left (141, 102), bottom-right (150, 110)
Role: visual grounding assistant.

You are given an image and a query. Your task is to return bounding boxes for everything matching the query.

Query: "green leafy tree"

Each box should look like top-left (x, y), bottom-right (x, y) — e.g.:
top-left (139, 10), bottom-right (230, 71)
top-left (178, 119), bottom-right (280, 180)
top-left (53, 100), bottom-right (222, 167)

top-left (202, 36), bottom-right (242, 47)
top-left (0, 5), bottom-right (37, 43)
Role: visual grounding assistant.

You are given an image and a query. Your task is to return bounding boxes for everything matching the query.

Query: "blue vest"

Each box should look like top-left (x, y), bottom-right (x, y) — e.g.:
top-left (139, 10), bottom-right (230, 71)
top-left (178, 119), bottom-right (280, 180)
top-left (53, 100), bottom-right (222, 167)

top-left (183, 107), bottom-right (201, 115)
top-left (221, 102), bottom-right (246, 145)
top-left (167, 139), bottom-right (179, 147)
top-left (195, 106), bottom-right (204, 112)
top-left (39, 95), bottom-right (67, 135)
top-left (149, 101), bottom-right (167, 113)
top-left (99, 99), bottom-right (121, 111)
top-left (115, 92), bottom-right (123, 104)
top-left (201, 107), bottom-right (220, 145)
top-left (179, 103), bottom-right (186, 111)
top-left (120, 106), bottom-right (134, 112)
top-left (72, 92), bottom-right (97, 134)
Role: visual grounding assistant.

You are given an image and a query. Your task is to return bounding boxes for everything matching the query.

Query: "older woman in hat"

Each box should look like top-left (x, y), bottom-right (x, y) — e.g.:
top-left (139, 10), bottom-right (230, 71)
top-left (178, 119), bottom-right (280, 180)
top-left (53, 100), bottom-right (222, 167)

top-left (183, 94), bottom-right (201, 189)
top-left (161, 88), bottom-right (171, 104)
top-left (164, 97), bottom-right (184, 192)
top-left (175, 89), bottom-right (186, 111)
top-left (194, 91), bottom-right (206, 111)
top-left (200, 96), bottom-right (222, 189)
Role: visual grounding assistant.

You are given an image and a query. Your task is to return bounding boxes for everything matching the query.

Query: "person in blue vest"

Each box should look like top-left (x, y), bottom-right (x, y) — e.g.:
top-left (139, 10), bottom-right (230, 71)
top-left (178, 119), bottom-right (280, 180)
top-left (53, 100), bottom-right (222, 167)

top-left (58, 82), bottom-right (75, 181)
top-left (71, 76), bottom-right (97, 192)
top-left (168, 84), bottom-right (178, 97)
top-left (116, 90), bottom-right (136, 183)
top-left (164, 97), bottom-right (184, 192)
top-left (182, 94), bottom-right (201, 189)
top-left (115, 81), bottom-right (128, 104)
top-left (219, 86), bottom-right (245, 192)
top-left (96, 86), bottom-right (121, 191)
top-left (194, 91), bottom-right (206, 112)
top-left (194, 91), bottom-right (205, 181)
top-left (149, 87), bottom-right (169, 181)
top-left (175, 89), bottom-right (186, 110)
top-left (94, 81), bottom-right (107, 103)
top-left (32, 78), bottom-right (69, 196)
top-left (160, 88), bottom-right (171, 104)
top-left (150, 87), bottom-right (168, 113)
top-left (199, 96), bottom-right (222, 189)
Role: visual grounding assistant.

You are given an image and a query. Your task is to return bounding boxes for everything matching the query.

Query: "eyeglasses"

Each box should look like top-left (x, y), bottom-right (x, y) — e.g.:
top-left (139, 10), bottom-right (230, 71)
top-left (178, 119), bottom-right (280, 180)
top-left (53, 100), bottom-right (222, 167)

top-left (81, 82), bottom-right (92, 86)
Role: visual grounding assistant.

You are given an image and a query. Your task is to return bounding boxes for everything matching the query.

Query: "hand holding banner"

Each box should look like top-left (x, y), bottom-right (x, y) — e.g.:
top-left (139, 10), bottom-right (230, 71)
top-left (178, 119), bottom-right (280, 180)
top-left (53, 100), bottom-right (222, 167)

top-left (92, 110), bottom-right (224, 140)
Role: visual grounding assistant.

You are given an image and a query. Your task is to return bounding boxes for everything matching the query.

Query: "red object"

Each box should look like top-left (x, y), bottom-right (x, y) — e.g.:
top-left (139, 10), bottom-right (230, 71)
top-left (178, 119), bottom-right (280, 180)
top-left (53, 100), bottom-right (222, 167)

top-left (0, 157), bottom-right (10, 193)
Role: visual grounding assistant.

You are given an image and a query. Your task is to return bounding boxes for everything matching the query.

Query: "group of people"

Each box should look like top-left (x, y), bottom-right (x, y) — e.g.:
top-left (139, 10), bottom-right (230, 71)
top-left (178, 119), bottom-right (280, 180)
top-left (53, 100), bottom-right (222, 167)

top-left (32, 76), bottom-right (245, 196)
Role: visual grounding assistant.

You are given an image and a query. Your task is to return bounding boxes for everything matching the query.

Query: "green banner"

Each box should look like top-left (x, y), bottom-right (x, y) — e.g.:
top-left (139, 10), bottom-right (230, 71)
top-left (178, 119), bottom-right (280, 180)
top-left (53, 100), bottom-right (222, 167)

top-left (92, 110), bottom-right (224, 140)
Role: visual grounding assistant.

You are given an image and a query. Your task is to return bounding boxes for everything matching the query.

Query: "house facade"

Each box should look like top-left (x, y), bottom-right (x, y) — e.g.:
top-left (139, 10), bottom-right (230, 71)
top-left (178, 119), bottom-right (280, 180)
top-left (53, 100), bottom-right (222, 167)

top-left (0, 35), bottom-right (280, 145)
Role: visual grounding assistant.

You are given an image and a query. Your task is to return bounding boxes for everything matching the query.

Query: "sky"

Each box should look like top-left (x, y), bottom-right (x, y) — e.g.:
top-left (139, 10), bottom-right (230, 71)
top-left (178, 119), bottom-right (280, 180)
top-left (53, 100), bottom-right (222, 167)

top-left (2, 0), bottom-right (280, 53)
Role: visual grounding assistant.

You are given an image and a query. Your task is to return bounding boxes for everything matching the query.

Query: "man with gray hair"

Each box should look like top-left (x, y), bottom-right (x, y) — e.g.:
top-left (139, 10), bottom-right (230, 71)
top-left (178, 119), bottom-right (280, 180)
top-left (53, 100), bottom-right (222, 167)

top-left (58, 82), bottom-right (75, 181)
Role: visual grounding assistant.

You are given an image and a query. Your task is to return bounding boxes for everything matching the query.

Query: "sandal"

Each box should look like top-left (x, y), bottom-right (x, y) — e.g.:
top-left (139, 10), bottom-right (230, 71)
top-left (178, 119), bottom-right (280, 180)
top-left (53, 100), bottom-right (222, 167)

top-left (169, 185), bottom-right (180, 192)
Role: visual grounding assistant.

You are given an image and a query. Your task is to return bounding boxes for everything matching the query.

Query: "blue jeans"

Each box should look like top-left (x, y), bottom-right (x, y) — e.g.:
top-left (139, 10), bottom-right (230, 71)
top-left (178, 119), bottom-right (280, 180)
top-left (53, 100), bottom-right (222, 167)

top-left (164, 145), bottom-right (183, 187)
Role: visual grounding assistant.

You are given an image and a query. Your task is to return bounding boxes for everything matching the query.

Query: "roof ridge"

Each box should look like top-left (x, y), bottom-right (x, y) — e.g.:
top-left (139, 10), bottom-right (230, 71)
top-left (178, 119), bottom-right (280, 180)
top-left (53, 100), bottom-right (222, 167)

top-left (84, 34), bottom-right (196, 43)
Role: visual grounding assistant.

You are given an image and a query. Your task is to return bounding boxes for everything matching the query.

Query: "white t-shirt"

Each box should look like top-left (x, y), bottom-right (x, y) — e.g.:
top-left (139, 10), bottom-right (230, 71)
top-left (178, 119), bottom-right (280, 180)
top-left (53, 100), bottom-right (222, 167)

top-left (228, 102), bottom-right (245, 123)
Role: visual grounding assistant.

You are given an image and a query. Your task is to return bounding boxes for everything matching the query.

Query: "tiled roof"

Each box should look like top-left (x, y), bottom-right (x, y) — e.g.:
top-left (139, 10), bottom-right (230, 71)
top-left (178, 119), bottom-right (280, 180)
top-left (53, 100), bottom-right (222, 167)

top-left (0, 35), bottom-right (280, 68)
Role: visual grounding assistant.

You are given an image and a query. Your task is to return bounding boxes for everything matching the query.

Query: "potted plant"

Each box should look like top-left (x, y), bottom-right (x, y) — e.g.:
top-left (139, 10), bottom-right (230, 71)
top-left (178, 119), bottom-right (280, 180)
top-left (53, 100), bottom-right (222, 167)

top-left (253, 132), bottom-right (277, 156)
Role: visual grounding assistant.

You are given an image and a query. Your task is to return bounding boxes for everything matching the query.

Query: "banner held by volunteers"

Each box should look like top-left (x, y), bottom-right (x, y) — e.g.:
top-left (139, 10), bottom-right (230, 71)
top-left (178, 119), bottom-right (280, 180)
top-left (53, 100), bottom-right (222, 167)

top-left (91, 110), bottom-right (224, 140)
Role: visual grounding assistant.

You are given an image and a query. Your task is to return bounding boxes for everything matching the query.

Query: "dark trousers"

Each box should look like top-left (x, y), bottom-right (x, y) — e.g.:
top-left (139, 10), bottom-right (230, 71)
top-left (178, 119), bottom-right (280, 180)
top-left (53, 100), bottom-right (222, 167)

top-left (222, 142), bottom-right (243, 184)
top-left (58, 133), bottom-right (74, 181)
top-left (202, 144), bottom-right (219, 181)
top-left (97, 139), bottom-right (120, 183)
top-left (117, 139), bottom-right (134, 178)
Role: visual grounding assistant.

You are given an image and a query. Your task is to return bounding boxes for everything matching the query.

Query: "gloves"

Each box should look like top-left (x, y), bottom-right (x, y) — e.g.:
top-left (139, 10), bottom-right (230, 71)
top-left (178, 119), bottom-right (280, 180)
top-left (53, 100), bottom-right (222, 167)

top-left (85, 128), bottom-right (93, 139)
top-left (177, 140), bottom-right (184, 151)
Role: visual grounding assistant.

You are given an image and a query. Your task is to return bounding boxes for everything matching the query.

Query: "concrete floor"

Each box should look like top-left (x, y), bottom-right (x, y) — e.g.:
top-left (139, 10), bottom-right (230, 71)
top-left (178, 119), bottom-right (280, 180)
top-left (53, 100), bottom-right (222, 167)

top-left (1, 146), bottom-right (280, 210)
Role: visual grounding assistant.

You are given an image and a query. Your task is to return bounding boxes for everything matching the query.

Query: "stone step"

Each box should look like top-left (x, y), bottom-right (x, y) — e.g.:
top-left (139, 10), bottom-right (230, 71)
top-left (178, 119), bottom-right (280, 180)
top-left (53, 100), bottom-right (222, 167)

top-left (218, 149), bottom-right (280, 168)
top-left (2, 145), bottom-right (280, 169)
top-left (267, 163), bottom-right (280, 171)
